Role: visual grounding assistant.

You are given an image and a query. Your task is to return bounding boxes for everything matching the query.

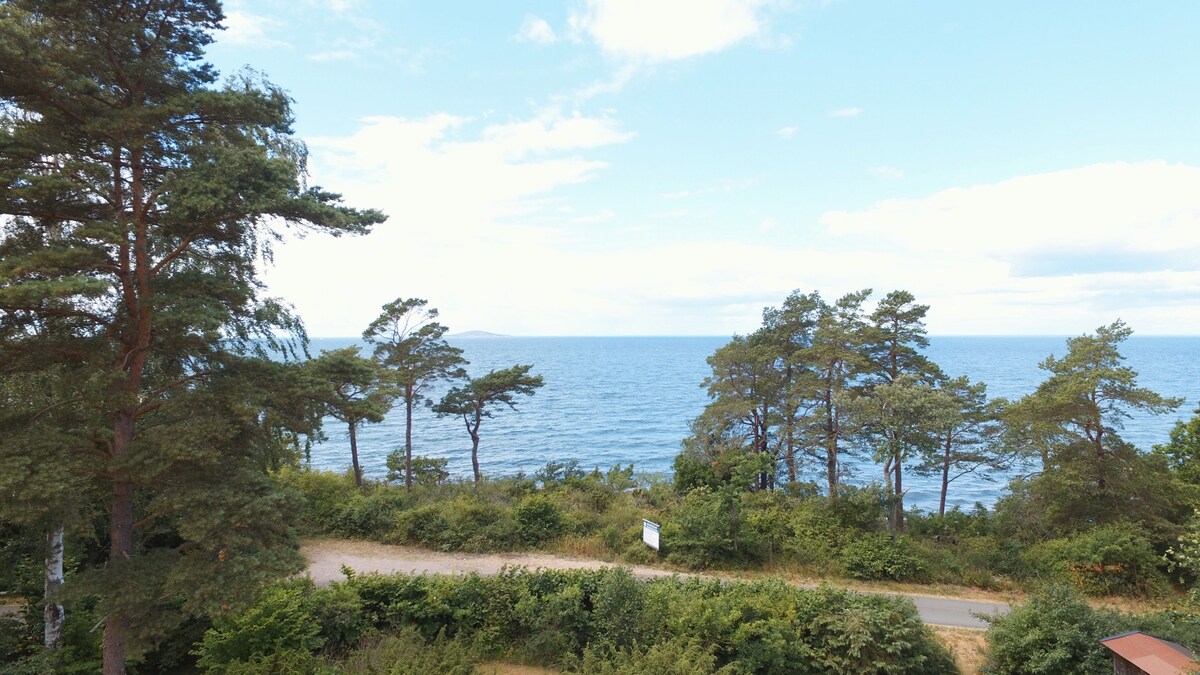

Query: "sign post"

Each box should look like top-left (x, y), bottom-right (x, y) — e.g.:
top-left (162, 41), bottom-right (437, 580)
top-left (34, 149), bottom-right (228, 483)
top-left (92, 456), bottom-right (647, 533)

top-left (642, 519), bottom-right (660, 551)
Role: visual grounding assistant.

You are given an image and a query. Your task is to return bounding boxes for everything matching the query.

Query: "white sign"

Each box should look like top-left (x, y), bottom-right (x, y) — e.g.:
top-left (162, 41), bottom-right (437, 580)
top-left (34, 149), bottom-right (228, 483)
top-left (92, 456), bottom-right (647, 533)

top-left (642, 519), bottom-right (660, 551)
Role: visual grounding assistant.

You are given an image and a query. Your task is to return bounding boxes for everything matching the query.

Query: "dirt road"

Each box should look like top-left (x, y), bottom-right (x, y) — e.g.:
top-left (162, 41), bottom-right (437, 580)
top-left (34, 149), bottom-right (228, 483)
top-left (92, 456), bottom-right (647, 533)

top-left (303, 539), bottom-right (1009, 629)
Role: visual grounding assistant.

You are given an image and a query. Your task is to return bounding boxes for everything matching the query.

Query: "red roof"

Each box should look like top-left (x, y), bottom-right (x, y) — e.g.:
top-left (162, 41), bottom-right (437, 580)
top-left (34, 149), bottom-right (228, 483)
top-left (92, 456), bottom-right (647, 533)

top-left (1100, 632), bottom-right (1198, 675)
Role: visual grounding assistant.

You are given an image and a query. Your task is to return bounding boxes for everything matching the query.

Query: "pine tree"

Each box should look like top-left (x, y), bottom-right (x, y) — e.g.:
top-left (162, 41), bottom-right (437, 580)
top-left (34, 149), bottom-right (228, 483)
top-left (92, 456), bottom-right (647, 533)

top-left (435, 365), bottom-right (544, 485)
top-left (0, 2), bottom-right (384, 671)
top-left (363, 298), bottom-right (466, 490)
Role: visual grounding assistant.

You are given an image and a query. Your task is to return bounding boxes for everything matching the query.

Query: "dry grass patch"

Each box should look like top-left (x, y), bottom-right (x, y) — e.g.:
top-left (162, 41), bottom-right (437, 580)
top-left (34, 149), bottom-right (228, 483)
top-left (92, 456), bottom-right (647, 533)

top-left (931, 626), bottom-right (987, 675)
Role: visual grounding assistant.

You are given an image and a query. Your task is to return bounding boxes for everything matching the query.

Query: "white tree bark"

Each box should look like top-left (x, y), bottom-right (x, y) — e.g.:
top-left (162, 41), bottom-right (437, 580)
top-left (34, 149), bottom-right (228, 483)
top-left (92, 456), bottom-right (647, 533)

top-left (44, 524), bottom-right (65, 649)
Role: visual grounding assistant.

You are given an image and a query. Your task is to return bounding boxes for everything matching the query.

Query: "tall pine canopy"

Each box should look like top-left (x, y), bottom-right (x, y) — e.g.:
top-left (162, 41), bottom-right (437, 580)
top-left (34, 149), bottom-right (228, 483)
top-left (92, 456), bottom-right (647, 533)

top-left (0, 1), bottom-right (384, 672)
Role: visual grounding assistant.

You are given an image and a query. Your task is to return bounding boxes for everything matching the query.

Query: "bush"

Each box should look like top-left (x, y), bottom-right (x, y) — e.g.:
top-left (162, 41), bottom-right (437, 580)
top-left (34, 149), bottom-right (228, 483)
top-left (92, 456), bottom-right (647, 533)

top-left (278, 469), bottom-right (359, 533)
top-left (194, 582), bottom-right (325, 674)
top-left (201, 568), bottom-right (958, 674)
top-left (308, 584), bottom-right (368, 653)
top-left (389, 497), bottom-right (517, 552)
top-left (841, 534), bottom-right (929, 582)
top-left (1021, 523), bottom-right (1168, 596)
top-left (663, 489), bottom-right (743, 569)
top-left (385, 453), bottom-right (450, 487)
top-left (568, 638), bottom-right (732, 674)
top-left (339, 627), bottom-right (483, 675)
top-left (217, 648), bottom-right (335, 675)
top-left (982, 585), bottom-right (1122, 675)
top-left (331, 490), bottom-right (414, 539)
top-left (782, 500), bottom-right (844, 567)
top-left (827, 484), bottom-right (889, 533)
top-left (514, 494), bottom-right (564, 547)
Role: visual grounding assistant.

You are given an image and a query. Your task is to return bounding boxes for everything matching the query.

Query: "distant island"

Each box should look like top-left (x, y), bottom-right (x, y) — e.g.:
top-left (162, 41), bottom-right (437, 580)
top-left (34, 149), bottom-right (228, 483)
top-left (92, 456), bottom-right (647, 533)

top-left (447, 330), bottom-right (509, 338)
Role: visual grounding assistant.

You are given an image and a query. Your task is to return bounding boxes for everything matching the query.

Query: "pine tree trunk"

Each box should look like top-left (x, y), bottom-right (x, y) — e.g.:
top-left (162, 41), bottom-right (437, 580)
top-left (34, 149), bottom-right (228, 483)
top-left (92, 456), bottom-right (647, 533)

top-left (825, 387), bottom-right (839, 501)
top-left (939, 435), bottom-right (951, 518)
top-left (894, 456), bottom-right (905, 532)
top-left (404, 393), bottom-right (414, 491)
top-left (349, 422), bottom-right (362, 486)
top-left (44, 523), bottom-right (65, 650)
top-left (785, 434), bottom-right (797, 483)
top-left (470, 433), bottom-right (481, 486)
top-left (470, 409), bottom-right (483, 485)
top-left (104, 411), bottom-right (136, 675)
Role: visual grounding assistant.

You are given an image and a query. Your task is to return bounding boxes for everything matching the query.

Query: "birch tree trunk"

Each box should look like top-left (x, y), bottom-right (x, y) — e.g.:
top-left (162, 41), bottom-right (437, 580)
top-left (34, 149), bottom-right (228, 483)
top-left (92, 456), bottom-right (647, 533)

top-left (44, 524), bottom-right (65, 650)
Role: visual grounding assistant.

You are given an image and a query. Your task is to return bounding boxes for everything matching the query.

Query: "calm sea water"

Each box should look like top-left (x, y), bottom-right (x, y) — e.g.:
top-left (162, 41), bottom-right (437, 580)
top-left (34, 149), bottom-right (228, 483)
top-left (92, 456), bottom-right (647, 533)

top-left (306, 336), bottom-right (1200, 510)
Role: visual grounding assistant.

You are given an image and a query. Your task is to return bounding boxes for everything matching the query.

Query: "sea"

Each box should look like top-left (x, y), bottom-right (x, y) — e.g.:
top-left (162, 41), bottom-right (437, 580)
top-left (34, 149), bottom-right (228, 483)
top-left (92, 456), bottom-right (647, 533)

top-left (305, 336), bottom-right (1200, 511)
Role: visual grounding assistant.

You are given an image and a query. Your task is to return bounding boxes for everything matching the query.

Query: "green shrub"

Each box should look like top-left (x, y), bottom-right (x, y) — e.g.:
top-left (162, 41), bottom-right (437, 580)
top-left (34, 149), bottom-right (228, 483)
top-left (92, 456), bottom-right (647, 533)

top-left (385, 453), bottom-right (449, 487)
top-left (218, 648), bottom-right (336, 675)
top-left (841, 534), bottom-right (929, 582)
top-left (194, 582), bottom-right (325, 674)
top-left (387, 497), bottom-right (516, 552)
top-left (672, 451), bottom-right (720, 493)
top-left (588, 568), bottom-right (645, 653)
top-left (339, 627), bottom-right (482, 675)
top-left (906, 504), bottom-right (993, 539)
top-left (782, 500), bottom-right (843, 567)
top-left (827, 484), bottom-right (889, 533)
top-left (982, 585), bottom-right (1122, 675)
top-left (568, 638), bottom-right (732, 674)
top-left (278, 469), bottom-right (358, 533)
top-left (796, 585), bottom-right (958, 674)
top-left (1021, 523), bottom-right (1168, 596)
top-left (663, 489), bottom-right (742, 569)
top-left (514, 494), bottom-right (564, 547)
top-left (202, 568), bottom-right (958, 674)
top-left (389, 504), bottom-right (449, 549)
top-left (331, 491), bottom-right (414, 539)
top-left (308, 584), bottom-right (367, 653)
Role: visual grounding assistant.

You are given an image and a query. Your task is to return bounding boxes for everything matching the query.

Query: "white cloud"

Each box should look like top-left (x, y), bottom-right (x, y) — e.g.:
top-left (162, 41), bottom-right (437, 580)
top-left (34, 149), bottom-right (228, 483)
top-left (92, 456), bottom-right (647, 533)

top-left (262, 111), bottom-right (637, 335)
top-left (777, 125), bottom-right (799, 139)
top-left (516, 14), bottom-right (559, 44)
top-left (811, 161), bottom-right (1200, 335)
top-left (480, 111), bottom-right (635, 160)
top-left (270, 124), bottom-right (1200, 336)
top-left (823, 161), bottom-right (1200, 256)
top-left (220, 11), bottom-right (288, 47)
top-left (867, 165), bottom-right (904, 179)
top-left (569, 0), bottom-right (771, 61)
top-left (829, 107), bottom-right (862, 118)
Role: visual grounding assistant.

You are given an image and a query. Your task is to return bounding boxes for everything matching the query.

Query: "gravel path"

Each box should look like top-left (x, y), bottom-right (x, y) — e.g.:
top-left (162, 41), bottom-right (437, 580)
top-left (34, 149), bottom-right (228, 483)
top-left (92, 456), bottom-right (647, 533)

top-left (303, 539), bottom-right (1009, 629)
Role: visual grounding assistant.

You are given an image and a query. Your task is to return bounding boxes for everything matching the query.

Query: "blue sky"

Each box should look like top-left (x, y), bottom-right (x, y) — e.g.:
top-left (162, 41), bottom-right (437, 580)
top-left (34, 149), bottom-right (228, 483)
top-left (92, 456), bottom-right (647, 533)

top-left (206, 1), bottom-right (1200, 336)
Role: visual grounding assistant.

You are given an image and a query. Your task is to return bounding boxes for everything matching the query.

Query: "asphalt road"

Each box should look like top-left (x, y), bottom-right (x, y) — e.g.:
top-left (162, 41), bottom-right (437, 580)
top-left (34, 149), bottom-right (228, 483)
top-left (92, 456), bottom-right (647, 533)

top-left (303, 539), bottom-right (1010, 630)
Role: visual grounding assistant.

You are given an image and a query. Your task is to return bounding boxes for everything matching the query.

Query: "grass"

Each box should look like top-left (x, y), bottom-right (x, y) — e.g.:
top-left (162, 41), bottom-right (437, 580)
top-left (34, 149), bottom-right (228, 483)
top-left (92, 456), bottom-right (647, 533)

top-left (931, 626), bottom-right (988, 675)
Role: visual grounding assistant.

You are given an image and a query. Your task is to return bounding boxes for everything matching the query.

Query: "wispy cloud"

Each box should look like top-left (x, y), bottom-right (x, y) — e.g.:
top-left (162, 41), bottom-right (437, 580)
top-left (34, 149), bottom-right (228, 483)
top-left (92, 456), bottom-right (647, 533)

top-left (569, 0), bottom-right (773, 61)
top-left (268, 110), bottom-right (639, 334)
top-left (516, 14), bottom-right (558, 44)
top-left (220, 11), bottom-right (288, 47)
top-left (777, 125), bottom-right (799, 139)
top-left (660, 178), bottom-right (756, 200)
top-left (308, 50), bottom-right (356, 62)
top-left (829, 106), bottom-right (863, 118)
top-left (824, 161), bottom-right (1200, 259)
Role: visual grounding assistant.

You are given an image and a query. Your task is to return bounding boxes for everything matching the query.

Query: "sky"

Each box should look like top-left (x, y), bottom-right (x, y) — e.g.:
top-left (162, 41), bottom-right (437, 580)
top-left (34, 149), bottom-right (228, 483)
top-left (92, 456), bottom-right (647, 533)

top-left (205, 0), bottom-right (1200, 337)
